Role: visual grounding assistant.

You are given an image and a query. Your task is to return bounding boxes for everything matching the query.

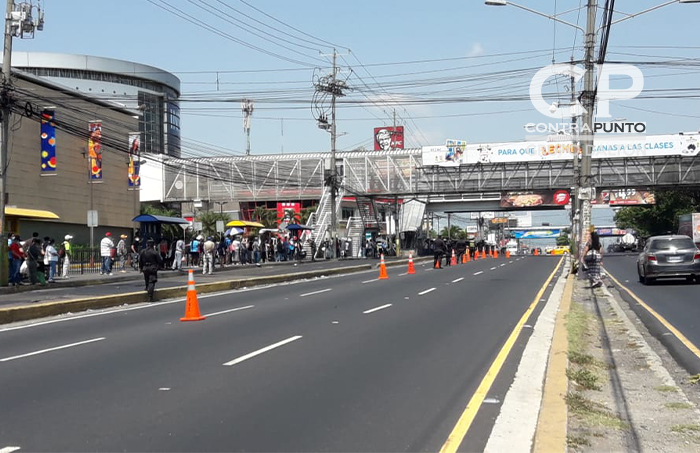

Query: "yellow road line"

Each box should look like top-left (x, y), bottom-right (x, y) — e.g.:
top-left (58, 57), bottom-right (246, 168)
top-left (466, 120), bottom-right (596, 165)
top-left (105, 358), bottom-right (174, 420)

top-left (533, 273), bottom-right (573, 453)
top-left (439, 257), bottom-right (564, 453)
top-left (606, 270), bottom-right (700, 360)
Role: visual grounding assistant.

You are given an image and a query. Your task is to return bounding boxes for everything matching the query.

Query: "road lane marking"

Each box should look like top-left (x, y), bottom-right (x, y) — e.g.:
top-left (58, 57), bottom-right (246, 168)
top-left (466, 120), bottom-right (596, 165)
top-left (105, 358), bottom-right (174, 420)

top-left (474, 271), bottom-right (484, 276)
top-left (300, 288), bottom-right (332, 297)
top-left (452, 277), bottom-right (464, 283)
top-left (362, 278), bottom-right (378, 284)
top-left (418, 288), bottom-right (436, 296)
top-left (223, 335), bottom-right (303, 366)
top-left (0, 447), bottom-right (21, 453)
top-left (363, 304), bottom-right (393, 314)
top-left (500, 264), bottom-right (506, 267)
top-left (398, 272), bottom-right (408, 276)
top-left (490, 267), bottom-right (497, 271)
top-left (509, 261), bottom-right (514, 263)
top-left (440, 256), bottom-right (564, 453)
top-left (0, 337), bottom-right (105, 362)
top-left (606, 270), bottom-right (700, 360)
top-left (206, 305), bottom-right (254, 317)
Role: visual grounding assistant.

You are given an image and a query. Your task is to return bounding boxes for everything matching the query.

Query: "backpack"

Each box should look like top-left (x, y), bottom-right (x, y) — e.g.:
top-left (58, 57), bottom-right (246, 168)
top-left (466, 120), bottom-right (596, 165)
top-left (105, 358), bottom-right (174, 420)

top-left (58, 247), bottom-right (66, 258)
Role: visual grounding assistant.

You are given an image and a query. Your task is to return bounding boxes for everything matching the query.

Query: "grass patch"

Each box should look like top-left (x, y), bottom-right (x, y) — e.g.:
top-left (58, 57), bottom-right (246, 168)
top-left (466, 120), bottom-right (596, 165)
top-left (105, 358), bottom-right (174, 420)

top-left (567, 301), bottom-right (592, 355)
top-left (567, 368), bottom-right (602, 391)
top-left (688, 374), bottom-right (700, 385)
top-left (665, 402), bottom-right (694, 410)
top-left (569, 351), bottom-right (594, 365)
top-left (566, 392), bottom-right (628, 430)
top-left (654, 385), bottom-right (679, 393)
top-left (671, 424), bottom-right (700, 433)
top-left (567, 434), bottom-right (591, 448)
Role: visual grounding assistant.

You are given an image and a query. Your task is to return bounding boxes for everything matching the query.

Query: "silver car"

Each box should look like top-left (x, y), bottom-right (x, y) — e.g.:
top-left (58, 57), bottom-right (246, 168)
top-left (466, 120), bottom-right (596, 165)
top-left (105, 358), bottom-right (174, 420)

top-left (637, 235), bottom-right (700, 285)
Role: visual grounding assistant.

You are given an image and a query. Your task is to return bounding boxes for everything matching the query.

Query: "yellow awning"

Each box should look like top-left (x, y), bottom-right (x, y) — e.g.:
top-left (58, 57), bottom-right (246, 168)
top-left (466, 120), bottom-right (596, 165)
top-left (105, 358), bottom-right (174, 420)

top-left (5, 207), bottom-right (60, 220)
top-left (226, 220), bottom-right (265, 228)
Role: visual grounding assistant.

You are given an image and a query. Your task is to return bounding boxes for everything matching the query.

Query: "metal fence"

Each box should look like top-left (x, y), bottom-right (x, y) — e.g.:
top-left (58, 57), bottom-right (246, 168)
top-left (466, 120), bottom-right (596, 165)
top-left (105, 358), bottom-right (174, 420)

top-left (62, 248), bottom-right (128, 275)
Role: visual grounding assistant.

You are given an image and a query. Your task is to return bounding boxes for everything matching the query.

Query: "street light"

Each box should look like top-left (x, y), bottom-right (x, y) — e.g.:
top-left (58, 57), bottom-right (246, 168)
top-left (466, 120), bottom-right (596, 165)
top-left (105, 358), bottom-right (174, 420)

top-left (485, 0), bottom-right (699, 268)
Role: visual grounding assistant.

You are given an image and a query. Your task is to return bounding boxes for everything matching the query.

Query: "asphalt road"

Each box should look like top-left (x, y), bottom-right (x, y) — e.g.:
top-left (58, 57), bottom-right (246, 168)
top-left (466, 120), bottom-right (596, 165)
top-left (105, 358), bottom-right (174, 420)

top-left (0, 256), bottom-right (560, 452)
top-left (603, 254), bottom-right (700, 351)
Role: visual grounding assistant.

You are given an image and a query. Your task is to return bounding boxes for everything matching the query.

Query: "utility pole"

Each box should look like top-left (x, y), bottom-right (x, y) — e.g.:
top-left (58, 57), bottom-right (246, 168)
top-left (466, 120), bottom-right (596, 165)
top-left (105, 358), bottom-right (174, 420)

top-left (570, 55), bottom-right (580, 264)
top-left (578, 0), bottom-right (597, 258)
top-left (314, 49), bottom-right (347, 259)
top-left (242, 99), bottom-right (253, 156)
top-left (1, 0), bottom-right (43, 286)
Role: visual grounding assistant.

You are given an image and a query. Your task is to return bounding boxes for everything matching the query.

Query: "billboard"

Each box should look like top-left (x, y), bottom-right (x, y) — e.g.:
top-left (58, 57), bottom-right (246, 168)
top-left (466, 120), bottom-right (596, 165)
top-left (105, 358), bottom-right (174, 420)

top-left (128, 132), bottom-right (141, 188)
top-left (512, 229), bottom-right (562, 239)
top-left (591, 189), bottom-right (655, 206)
top-left (277, 202), bottom-right (301, 224)
top-left (88, 121), bottom-right (102, 181)
top-left (500, 190), bottom-right (571, 208)
top-left (40, 110), bottom-right (56, 174)
top-left (421, 134), bottom-right (700, 166)
top-left (374, 126), bottom-right (404, 151)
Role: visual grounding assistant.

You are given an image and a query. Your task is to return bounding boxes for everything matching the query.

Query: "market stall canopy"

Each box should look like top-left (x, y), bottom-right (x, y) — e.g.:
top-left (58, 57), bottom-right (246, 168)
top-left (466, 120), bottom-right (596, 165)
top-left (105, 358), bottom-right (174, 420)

top-left (286, 223), bottom-right (313, 231)
top-left (132, 214), bottom-right (189, 224)
top-left (5, 207), bottom-right (59, 219)
top-left (226, 220), bottom-right (265, 228)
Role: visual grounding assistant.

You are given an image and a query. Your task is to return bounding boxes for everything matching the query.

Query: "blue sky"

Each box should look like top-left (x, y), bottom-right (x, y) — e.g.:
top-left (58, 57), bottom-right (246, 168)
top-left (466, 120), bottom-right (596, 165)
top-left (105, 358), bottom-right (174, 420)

top-left (14, 0), bottom-right (700, 157)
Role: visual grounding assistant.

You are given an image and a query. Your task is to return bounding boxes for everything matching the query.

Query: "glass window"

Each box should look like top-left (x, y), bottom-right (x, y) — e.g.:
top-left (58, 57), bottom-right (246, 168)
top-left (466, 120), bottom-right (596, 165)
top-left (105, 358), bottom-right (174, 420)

top-left (650, 238), bottom-right (695, 251)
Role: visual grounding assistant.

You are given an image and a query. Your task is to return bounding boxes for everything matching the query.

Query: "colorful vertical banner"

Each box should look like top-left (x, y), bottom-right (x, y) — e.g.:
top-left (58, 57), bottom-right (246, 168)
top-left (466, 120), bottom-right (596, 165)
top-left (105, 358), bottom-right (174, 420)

top-left (40, 110), bottom-right (57, 173)
top-left (128, 132), bottom-right (141, 188)
top-left (88, 122), bottom-right (103, 180)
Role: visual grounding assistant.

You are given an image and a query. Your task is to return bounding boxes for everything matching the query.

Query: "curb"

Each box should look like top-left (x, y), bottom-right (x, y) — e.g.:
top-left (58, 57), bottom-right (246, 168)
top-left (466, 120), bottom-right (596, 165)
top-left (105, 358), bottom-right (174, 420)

top-left (533, 273), bottom-right (573, 452)
top-left (0, 264), bottom-right (372, 325)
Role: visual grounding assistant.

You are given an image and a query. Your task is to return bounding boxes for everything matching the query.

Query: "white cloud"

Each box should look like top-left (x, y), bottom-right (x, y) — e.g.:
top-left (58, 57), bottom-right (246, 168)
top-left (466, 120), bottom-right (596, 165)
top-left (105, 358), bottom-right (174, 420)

top-left (468, 42), bottom-right (485, 57)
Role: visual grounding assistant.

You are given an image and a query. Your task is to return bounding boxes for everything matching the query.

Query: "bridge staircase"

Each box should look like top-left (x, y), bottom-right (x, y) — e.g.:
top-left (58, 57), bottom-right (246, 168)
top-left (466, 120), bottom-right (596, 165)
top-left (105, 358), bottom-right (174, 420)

top-left (303, 185), bottom-right (345, 259)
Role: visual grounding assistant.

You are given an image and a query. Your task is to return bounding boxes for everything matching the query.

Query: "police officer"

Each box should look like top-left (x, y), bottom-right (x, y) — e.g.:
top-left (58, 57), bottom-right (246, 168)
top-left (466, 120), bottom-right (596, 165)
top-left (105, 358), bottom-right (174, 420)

top-left (139, 238), bottom-right (163, 302)
top-left (433, 235), bottom-right (445, 269)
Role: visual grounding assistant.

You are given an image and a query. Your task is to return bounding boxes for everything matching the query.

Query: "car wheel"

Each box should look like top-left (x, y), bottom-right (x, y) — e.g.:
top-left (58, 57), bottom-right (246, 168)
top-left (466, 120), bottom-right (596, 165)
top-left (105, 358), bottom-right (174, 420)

top-left (638, 272), bottom-right (644, 283)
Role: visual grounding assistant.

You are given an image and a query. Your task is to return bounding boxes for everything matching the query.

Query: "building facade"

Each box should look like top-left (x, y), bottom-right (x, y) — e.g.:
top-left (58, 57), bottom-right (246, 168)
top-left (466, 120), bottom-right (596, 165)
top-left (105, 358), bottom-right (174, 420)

top-left (5, 73), bottom-right (141, 245)
top-left (11, 52), bottom-right (181, 157)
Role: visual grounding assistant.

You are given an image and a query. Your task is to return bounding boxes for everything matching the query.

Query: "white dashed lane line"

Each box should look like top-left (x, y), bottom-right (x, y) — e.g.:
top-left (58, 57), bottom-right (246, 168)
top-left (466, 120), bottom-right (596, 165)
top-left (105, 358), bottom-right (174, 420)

top-left (206, 305), bottom-right (254, 317)
top-left (490, 267), bottom-right (497, 271)
top-left (474, 271), bottom-right (484, 275)
top-left (300, 288), bottom-right (332, 297)
top-left (500, 264), bottom-right (506, 267)
top-left (362, 278), bottom-right (379, 284)
top-left (0, 337), bottom-right (105, 362)
top-left (452, 277), bottom-right (464, 283)
top-left (363, 304), bottom-right (393, 314)
top-left (419, 288), bottom-right (436, 296)
top-left (0, 447), bottom-right (21, 453)
top-left (223, 335), bottom-right (303, 366)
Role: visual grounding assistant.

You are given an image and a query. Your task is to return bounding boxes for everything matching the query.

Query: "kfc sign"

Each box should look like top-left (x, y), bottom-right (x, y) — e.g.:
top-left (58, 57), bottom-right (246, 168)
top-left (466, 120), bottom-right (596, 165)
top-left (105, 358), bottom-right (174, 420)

top-left (374, 126), bottom-right (404, 151)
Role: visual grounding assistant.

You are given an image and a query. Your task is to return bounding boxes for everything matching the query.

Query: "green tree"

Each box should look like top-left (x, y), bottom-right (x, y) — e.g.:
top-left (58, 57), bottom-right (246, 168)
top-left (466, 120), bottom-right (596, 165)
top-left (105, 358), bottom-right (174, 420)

top-left (196, 211), bottom-right (230, 238)
top-left (556, 232), bottom-right (571, 247)
top-left (300, 205), bottom-right (317, 225)
top-left (614, 189), bottom-right (700, 236)
top-left (279, 208), bottom-right (301, 225)
top-left (440, 225), bottom-right (462, 239)
top-left (251, 206), bottom-right (277, 228)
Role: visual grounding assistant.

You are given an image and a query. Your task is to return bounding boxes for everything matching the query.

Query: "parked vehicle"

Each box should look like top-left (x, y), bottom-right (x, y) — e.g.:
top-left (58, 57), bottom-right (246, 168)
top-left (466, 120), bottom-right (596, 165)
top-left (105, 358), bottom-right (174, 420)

top-left (550, 245), bottom-right (570, 255)
top-left (636, 235), bottom-right (700, 285)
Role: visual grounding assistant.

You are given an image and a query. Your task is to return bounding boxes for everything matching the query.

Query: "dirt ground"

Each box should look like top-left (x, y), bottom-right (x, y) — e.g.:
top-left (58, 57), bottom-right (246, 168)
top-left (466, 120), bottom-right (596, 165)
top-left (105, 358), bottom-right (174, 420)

top-left (565, 275), bottom-right (700, 452)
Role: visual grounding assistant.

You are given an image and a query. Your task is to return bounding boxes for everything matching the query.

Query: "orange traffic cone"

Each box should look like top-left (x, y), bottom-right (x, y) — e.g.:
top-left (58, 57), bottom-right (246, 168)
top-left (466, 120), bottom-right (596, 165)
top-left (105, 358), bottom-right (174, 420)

top-left (181, 269), bottom-right (206, 322)
top-left (379, 253), bottom-right (389, 279)
top-left (494, 249), bottom-right (499, 259)
top-left (506, 250), bottom-right (511, 259)
top-left (534, 248), bottom-right (539, 256)
top-left (407, 252), bottom-right (416, 274)
top-left (451, 249), bottom-right (457, 266)
top-left (461, 252), bottom-right (467, 264)
top-left (474, 250), bottom-right (479, 260)
top-left (434, 254), bottom-right (442, 269)
top-left (466, 249), bottom-right (471, 262)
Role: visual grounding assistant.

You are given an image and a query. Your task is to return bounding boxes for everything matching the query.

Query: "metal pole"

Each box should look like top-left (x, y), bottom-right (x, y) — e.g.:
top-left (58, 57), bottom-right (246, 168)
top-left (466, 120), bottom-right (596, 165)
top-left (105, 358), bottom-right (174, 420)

top-left (0, 0), bottom-right (14, 286)
top-left (330, 49), bottom-right (338, 259)
top-left (578, 0), bottom-right (597, 259)
top-left (570, 56), bottom-right (580, 264)
top-left (89, 155), bottom-right (94, 250)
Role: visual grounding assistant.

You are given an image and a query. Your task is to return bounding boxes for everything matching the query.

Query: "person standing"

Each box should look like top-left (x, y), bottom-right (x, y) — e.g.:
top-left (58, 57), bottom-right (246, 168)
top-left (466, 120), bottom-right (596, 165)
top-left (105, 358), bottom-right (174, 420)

top-left (202, 236), bottom-right (216, 275)
top-left (172, 237), bottom-right (185, 271)
top-left (130, 236), bottom-right (141, 270)
top-left (26, 238), bottom-right (44, 285)
top-left (46, 239), bottom-right (59, 283)
top-left (582, 226), bottom-right (604, 288)
top-left (139, 238), bottom-right (163, 302)
top-left (100, 232), bottom-right (114, 275)
top-left (117, 234), bottom-right (128, 273)
top-left (190, 236), bottom-right (200, 267)
top-left (9, 235), bottom-right (24, 286)
top-left (61, 235), bottom-right (73, 279)
top-left (433, 235), bottom-right (445, 269)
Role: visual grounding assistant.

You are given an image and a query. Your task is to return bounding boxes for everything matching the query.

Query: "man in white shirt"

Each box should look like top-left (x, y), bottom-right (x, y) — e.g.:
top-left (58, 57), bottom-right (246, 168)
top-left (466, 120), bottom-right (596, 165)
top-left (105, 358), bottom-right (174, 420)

top-left (172, 237), bottom-right (185, 271)
top-left (100, 232), bottom-right (114, 275)
top-left (202, 237), bottom-right (216, 275)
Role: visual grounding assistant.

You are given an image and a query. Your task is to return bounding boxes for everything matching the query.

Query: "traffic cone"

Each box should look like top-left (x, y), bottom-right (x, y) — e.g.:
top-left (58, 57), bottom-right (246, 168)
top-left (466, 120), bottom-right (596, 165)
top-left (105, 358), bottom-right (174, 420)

top-left (474, 250), bottom-right (479, 260)
top-left (181, 269), bottom-right (206, 322)
top-left (434, 254), bottom-right (442, 269)
top-left (494, 249), bottom-right (499, 259)
top-left (534, 248), bottom-right (539, 256)
top-left (407, 252), bottom-right (415, 274)
top-left (451, 249), bottom-right (457, 266)
top-left (466, 249), bottom-right (471, 262)
top-left (379, 253), bottom-right (389, 279)
top-left (506, 250), bottom-right (511, 259)
top-left (461, 252), bottom-right (467, 264)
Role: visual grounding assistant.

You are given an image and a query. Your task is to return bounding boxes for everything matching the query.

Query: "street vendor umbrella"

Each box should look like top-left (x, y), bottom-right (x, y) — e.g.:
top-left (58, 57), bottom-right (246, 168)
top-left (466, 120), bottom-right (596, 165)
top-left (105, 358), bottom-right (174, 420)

top-left (286, 223), bottom-right (313, 231)
top-left (225, 227), bottom-right (244, 236)
top-left (226, 220), bottom-right (265, 228)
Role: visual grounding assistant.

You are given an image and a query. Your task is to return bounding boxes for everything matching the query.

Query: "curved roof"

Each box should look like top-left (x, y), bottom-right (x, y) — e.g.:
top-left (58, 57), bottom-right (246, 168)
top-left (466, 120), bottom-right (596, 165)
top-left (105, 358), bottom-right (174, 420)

top-left (10, 52), bottom-right (180, 95)
top-left (133, 214), bottom-right (188, 224)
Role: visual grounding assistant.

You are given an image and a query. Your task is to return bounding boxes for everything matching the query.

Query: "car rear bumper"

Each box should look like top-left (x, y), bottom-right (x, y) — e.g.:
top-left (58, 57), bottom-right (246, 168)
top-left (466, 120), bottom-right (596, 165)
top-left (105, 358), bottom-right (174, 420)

top-left (645, 262), bottom-right (700, 278)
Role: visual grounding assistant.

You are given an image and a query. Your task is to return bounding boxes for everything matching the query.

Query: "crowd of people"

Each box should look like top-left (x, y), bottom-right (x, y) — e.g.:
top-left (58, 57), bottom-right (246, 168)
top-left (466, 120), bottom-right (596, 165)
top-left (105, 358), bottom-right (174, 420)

top-left (6, 232), bottom-right (74, 286)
